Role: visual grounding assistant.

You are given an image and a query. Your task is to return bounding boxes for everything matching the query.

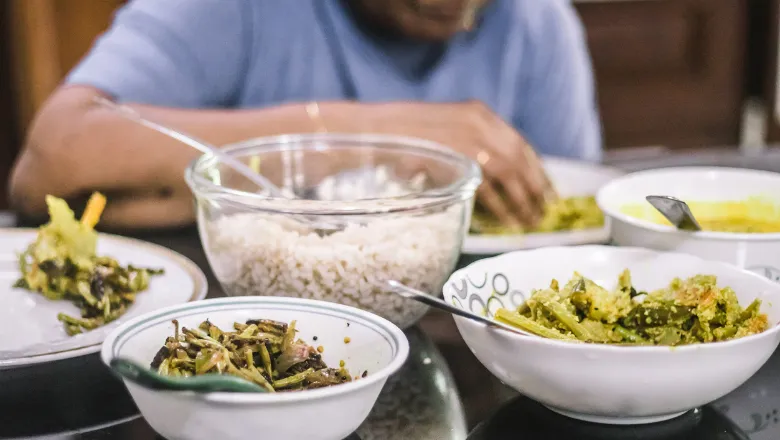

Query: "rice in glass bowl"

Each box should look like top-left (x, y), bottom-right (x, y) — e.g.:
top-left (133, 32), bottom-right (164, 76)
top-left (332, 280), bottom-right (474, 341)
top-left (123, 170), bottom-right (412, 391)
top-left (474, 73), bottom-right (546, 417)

top-left (185, 134), bottom-right (481, 328)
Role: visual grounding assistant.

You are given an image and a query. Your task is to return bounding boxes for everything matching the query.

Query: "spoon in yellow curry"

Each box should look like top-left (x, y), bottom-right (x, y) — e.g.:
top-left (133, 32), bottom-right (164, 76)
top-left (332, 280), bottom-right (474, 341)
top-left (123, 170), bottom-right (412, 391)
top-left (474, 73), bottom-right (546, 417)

top-left (645, 195), bottom-right (702, 232)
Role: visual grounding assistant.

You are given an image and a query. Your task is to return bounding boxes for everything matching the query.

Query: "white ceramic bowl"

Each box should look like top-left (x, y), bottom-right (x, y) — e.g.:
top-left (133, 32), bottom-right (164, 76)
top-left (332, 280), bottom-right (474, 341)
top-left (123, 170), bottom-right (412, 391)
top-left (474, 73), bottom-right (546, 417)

top-left (443, 246), bottom-right (780, 425)
top-left (596, 167), bottom-right (780, 283)
top-left (101, 297), bottom-right (409, 440)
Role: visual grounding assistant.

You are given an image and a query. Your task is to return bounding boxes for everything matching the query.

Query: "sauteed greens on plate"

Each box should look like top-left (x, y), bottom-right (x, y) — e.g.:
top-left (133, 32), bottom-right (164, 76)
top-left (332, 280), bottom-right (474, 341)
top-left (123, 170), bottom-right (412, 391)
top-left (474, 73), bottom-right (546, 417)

top-left (151, 319), bottom-right (354, 392)
top-left (470, 196), bottom-right (604, 235)
top-left (496, 270), bottom-right (768, 345)
top-left (14, 193), bottom-right (164, 335)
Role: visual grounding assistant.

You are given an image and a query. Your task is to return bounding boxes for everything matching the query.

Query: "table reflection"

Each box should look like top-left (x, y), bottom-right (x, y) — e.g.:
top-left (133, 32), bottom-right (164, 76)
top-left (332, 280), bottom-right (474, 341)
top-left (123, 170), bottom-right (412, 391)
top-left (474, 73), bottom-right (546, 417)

top-left (714, 346), bottom-right (780, 440)
top-left (0, 327), bottom-right (466, 440)
top-left (358, 328), bottom-right (467, 440)
top-left (468, 396), bottom-right (749, 440)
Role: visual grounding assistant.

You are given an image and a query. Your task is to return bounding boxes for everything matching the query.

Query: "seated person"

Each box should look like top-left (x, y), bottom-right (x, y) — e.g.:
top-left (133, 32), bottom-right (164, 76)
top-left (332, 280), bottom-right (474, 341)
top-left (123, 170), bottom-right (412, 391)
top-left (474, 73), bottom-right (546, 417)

top-left (10, 0), bottom-right (601, 229)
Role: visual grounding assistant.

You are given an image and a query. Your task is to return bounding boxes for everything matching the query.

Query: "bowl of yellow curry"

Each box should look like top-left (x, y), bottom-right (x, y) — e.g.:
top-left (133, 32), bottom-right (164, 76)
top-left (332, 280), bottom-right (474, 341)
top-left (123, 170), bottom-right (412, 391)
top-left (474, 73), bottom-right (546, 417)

top-left (596, 167), bottom-right (780, 283)
top-left (443, 246), bottom-right (780, 425)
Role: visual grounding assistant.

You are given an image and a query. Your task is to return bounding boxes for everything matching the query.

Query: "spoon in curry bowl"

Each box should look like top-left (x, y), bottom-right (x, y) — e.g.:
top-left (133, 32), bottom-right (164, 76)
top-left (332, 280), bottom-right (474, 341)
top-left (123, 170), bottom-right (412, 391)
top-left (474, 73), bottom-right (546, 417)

top-left (645, 195), bottom-right (702, 232)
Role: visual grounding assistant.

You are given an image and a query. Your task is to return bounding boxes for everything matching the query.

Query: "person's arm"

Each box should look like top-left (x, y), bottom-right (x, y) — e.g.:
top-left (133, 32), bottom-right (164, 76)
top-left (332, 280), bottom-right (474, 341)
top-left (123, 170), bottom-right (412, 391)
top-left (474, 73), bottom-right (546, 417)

top-left (10, 87), bottom-right (362, 229)
top-left (8, 0), bottom-right (357, 229)
top-left (514, 1), bottom-right (602, 162)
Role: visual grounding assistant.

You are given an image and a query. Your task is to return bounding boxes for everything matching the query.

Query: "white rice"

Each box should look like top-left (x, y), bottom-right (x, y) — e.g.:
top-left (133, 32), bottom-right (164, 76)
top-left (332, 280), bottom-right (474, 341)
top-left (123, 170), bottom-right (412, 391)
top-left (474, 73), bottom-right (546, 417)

top-left (203, 206), bottom-right (464, 328)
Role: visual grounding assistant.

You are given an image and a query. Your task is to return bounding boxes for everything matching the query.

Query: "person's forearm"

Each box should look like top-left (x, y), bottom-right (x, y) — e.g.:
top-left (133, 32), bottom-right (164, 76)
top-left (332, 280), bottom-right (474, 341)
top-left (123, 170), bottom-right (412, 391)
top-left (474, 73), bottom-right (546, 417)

top-left (9, 86), bottom-right (365, 228)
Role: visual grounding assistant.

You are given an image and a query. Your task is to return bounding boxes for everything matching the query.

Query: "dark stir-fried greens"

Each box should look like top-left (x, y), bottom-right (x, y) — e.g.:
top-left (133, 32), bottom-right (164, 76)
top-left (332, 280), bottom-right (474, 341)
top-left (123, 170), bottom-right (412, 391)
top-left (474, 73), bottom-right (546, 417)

top-left (151, 319), bottom-right (354, 392)
top-left (14, 193), bottom-right (164, 335)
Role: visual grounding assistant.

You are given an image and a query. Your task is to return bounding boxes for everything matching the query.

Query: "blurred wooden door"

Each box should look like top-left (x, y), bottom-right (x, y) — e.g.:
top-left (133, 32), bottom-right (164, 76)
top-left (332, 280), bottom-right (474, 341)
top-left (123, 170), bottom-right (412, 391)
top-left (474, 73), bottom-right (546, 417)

top-left (0, 0), bottom-right (124, 209)
top-left (9, 0), bottom-right (125, 135)
top-left (765, 0), bottom-right (780, 142)
top-left (0, 5), bottom-right (18, 209)
top-left (575, 0), bottom-right (748, 150)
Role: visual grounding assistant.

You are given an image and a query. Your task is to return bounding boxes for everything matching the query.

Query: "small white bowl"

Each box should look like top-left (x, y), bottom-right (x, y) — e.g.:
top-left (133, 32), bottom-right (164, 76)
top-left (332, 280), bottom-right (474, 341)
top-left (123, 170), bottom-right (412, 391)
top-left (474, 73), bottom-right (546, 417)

top-left (443, 246), bottom-right (780, 425)
top-left (101, 297), bottom-right (409, 440)
top-left (596, 167), bottom-right (780, 283)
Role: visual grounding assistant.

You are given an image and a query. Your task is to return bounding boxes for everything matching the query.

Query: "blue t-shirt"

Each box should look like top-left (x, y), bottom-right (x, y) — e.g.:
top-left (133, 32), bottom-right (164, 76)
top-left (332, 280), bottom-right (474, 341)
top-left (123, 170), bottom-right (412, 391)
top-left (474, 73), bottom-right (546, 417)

top-left (67, 0), bottom-right (602, 161)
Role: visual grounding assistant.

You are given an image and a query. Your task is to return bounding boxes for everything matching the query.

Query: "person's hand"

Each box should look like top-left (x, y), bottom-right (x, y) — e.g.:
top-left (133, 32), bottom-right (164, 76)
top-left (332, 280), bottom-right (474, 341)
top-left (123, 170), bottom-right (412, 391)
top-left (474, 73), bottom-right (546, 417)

top-left (365, 101), bottom-right (556, 227)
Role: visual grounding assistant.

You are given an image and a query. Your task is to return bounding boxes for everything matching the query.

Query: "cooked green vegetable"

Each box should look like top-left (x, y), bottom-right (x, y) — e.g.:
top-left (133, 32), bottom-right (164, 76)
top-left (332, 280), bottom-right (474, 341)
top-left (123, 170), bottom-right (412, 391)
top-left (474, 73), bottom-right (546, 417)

top-left (14, 193), bottom-right (163, 335)
top-left (470, 195), bottom-right (604, 235)
top-left (496, 270), bottom-right (769, 345)
top-left (151, 319), bottom-right (353, 392)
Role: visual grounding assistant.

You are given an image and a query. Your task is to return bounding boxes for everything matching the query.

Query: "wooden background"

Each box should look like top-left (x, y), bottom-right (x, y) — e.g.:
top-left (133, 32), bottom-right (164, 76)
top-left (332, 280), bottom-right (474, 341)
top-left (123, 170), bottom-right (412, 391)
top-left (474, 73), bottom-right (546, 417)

top-left (0, 0), bottom-right (775, 208)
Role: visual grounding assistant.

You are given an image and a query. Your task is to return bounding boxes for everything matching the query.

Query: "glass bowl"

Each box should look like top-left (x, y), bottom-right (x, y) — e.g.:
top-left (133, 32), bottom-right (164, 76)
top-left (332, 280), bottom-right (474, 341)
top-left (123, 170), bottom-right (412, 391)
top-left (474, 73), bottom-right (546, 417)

top-left (185, 133), bottom-right (481, 328)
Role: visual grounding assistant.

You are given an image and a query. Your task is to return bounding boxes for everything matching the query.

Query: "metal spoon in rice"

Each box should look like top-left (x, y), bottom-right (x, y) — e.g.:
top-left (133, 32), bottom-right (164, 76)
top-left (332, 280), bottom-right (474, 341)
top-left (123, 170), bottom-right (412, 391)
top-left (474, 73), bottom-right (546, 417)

top-left (386, 280), bottom-right (534, 337)
top-left (94, 97), bottom-right (345, 234)
top-left (645, 195), bottom-right (702, 232)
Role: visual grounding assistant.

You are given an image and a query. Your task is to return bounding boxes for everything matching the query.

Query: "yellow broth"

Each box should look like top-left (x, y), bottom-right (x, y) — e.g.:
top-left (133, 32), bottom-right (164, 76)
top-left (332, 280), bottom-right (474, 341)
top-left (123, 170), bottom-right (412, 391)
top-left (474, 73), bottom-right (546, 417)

top-left (621, 197), bottom-right (780, 233)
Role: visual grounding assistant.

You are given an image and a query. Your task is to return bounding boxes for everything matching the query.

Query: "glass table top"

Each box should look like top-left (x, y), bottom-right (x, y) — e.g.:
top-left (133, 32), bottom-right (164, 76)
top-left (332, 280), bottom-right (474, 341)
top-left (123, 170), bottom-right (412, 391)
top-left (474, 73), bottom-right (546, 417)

top-left (4, 226), bottom-right (780, 440)
top-left (7, 145), bottom-right (780, 440)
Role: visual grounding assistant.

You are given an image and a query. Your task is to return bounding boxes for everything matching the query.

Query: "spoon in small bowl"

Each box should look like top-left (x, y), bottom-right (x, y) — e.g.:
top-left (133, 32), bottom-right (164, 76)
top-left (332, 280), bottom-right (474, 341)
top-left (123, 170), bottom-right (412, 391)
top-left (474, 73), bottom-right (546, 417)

top-left (109, 357), bottom-right (268, 393)
top-left (385, 280), bottom-right (534, 337)
top-left (645, 195), bottom-right (702, 231)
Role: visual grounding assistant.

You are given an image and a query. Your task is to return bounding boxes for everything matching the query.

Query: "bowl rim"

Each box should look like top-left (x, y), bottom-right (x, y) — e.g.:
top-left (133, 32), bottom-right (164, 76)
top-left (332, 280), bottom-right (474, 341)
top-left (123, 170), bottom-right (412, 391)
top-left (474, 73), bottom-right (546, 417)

top-left (100, 296), bottom-right (410, 404)
top-left (445, 245), bottom-right (780, 353)
top-left (595, 166), bottom-right (780, 241)
top-left (184, 133), bottom-right (482, 216)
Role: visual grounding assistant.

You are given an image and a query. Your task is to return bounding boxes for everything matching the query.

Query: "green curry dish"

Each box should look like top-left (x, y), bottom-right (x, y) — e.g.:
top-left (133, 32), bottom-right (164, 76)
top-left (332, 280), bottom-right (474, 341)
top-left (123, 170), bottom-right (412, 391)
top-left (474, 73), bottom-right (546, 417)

top-left (470, 195), bottom-right (604, 235)
top-left (495, 270), bottom-right (768, 346)
top-left (151, 319), bottom-right (353, 392)
top-left (14, 193), bottom-right (164, 335)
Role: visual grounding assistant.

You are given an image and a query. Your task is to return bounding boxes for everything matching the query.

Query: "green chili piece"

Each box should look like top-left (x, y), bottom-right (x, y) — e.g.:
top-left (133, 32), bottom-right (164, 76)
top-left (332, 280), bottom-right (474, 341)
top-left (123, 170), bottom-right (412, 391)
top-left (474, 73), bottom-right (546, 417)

top-left (738, 299), bottom-right (761, 323)
top-left (495, 309), bottom-right (576, 341)
top-left (259, 342), bottom-right (274, 378)
top-left (539, 298), bottom-right (595, 341)
top-left (273, 368), bottom-right (314, 389)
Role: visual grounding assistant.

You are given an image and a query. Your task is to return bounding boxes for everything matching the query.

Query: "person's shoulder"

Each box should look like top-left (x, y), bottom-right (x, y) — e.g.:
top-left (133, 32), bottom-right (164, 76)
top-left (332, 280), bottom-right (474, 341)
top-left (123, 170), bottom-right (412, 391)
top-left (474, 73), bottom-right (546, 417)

top-left (117, 0), bottom-right (315, 24)
top-left (511, 0), bottom-right (578, 20)
top-left (504, 0), bottom-right (582, 37)
top-left (251, 0), bottom-right (319, 22)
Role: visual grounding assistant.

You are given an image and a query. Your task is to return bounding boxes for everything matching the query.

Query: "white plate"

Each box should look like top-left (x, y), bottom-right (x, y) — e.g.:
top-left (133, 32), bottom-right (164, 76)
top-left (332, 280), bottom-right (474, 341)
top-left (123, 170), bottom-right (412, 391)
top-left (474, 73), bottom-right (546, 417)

top-left (462, 157), bottom-right (624, 255)
top-left (0, 229), bottom-right (207, 369)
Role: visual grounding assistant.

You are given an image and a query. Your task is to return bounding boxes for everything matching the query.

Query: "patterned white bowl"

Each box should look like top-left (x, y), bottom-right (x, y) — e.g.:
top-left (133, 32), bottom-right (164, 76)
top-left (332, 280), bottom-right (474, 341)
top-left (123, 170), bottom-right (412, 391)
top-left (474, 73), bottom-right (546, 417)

top-left (443, 246), bottom-right (780, 424)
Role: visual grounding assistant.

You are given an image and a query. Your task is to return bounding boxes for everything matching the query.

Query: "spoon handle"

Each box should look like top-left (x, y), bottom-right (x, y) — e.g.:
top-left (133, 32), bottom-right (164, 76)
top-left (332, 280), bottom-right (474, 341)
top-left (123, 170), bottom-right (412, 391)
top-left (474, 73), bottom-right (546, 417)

top-left (386, 280), bottom-right (528, 336)
top-left (110, 357), bottom-right (266, 393)
top-left (110, 357), bottom-right (173, 390)
top-left (94, 97), bottom-right (284, 197)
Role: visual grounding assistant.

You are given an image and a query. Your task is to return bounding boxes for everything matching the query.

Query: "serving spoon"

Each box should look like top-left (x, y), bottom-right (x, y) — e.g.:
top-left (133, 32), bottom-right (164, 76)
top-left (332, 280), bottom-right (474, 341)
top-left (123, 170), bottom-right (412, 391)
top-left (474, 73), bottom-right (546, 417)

top-left (109, 357), bottom-right (268, 393)
top-left (385, 280), bottom-right (534, 337)
top-left (94, 96), bottom-right (284, 197)
top-left (94, 97), bottom-right (350, 233)
top-left (645, 195), bottom-right (702, 232)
